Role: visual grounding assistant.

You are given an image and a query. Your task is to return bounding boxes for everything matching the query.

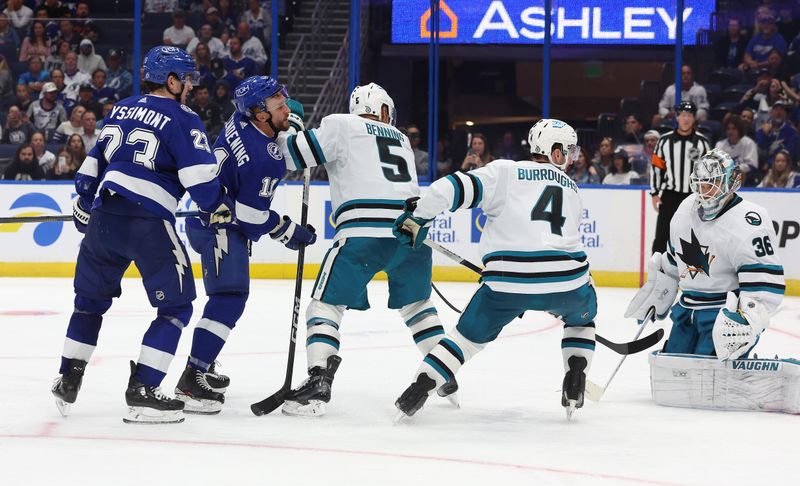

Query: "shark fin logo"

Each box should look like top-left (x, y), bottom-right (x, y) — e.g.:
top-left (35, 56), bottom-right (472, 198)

top-left (420, 1), bottom-right (458, 39)
top-left (0, 193), bottom-right (64, 246)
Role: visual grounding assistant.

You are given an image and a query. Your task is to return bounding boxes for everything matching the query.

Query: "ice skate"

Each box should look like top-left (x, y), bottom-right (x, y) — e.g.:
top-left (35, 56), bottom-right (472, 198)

top-left (282, 355), bottom-right (342, 417)
top-left (436, 377), bottom-right (460, 408)
top-left (175, 365), bottom-right (225, 415)
top-left (124, 361), bottom-right (185, 424)
top-left (204, 361), bottom-right (230, 393)
top-left (51, 359), bottom-right (87, 417)
top-left (393, 373), bottom-right (437, 424)
top-left (562, 356), bottom-right (588, 421)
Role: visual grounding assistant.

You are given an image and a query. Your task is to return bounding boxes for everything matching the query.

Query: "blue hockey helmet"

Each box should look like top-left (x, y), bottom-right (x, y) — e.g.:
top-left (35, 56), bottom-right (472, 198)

top-left (142, 45), bottom-right (200, 85)
top-left (233, 76), bottom-right (288, 117)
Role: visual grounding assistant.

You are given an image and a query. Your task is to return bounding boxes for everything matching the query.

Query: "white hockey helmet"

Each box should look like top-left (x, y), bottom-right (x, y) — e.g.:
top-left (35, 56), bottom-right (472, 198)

top-left (349, 82), bottom-right (396, 126)
top-left (690, 148), bottom-right (742, 221)
top-left (527, 118), bottom-right (579, 170)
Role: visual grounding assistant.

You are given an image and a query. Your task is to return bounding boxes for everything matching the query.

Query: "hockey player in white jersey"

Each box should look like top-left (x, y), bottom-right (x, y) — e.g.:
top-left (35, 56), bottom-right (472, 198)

top-left (626, 148), bottom-right (785, 359)
top-left (392, 119), bottom-right (598, 421)
top-left (276, 83), bottom-right (451, 416)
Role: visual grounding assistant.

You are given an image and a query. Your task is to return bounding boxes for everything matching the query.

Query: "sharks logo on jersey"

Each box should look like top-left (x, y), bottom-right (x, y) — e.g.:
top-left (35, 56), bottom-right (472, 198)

top-left (677, 229), bottom-right (715, 279)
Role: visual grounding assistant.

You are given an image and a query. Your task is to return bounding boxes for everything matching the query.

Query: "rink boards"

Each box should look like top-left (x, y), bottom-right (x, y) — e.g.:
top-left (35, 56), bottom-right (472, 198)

top-left (0, 181), bottom-right (798, 295)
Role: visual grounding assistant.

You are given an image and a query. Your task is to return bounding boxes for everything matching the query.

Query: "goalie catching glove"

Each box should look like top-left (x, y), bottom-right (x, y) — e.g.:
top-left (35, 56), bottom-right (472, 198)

top-left (625, 252), bottom-right (678, 322)
top-left (270, 215), bottom-right (317, 250)
top-left (712, 291), bottom-right (770, 361)
top-left (393, 197), bottom-right (433, 248)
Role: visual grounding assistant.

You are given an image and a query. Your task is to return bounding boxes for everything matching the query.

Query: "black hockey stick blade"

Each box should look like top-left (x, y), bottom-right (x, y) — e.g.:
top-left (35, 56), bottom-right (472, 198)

top-left (596, 328), bottom-right (664, 355)
top-left (250, 388), bottom-right (290, 416)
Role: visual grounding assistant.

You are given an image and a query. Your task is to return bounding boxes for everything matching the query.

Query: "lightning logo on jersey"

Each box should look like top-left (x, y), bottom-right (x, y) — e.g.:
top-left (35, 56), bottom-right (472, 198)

top-left (213, 229), bottom-right (229, 276)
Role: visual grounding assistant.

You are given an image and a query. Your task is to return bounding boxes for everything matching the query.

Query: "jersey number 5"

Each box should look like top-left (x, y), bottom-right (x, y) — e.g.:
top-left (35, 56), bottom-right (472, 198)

top-left (531, 186), bottom-right (566, 235)
top-left (376, 137), bottom-right (411, 182)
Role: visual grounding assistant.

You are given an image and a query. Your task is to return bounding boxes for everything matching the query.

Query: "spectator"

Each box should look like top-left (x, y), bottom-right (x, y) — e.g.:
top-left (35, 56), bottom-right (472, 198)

top-left (435, 139), bottom-right (454, 176)
top-left (223, 36), bottom-right (256, 89)
top-left (26, 81), bottom-right (66, 138)
top-left (759, 149), bottom-right (798, 188)
top-left (0, 13), bottom-right (19, 63)
top-left (715, 17), bottom-right (748, 68)
top-left (740, 10), bottom-right (787, 72)
top-left (764, 48), bottom-right (786, 79)
top-left (242, 0), bottom-right (272, 43)
top-left (80, 110), bottom-right (97, 150)
top-left (17, 55), bottom-right (49, 99)
top-left (90, 68), bottom-right (116, 103)
top-left (2, 143), bottom-right (44, 180)
top-left (163, 9), bottom-right (195, 47)
top-left (45, 39), bottom-right (70, 72)
top-left (0, 54), bottom-right (13, 97)
top-left (716, 113), bottom-right (759, 180)
top-left (37, 0), bottom-right (71, 19)
top-left (776, 5), bottom-right (800, 43)
top-left (187, 24), bottom-right (225, 59)
top-left (756, 101), bottom-right (798, 165)
top-left (213, 79), bottom-right (235, 119)
top-left (62, 51), bottom-right (90, 100)
top-left (2, 105), bottom-right (34, 143)
top-left (603, 148), bottom-right (638, 185)
top-left (56, 19), bottom-right (81, 52)
top-left (740, 107), bottom-right (757, 137)
top-left (30, 130), bottom-right (55, 171)
top-left (194, 42), bottom-right (215, 89)
top-left (77, 39), bottom-right (106, 74)
top-left (12, 83), bottom-right (32, 112)
top-left (4, 0), bottom-right (33, 32)
top-left (637, 129), bottom-right (660, 177)
top-left (236, 21), bottom-right (267, 71)
top-left (48, 68), bottom-right (74, 113)
top-left (53, 104), bottom-right (84, 143)
top-left (493, 130), bottom-right (522, 160)
top-left (567, 147), bottom-right (600, 184)
top-left (75, 83), bottom-right (102, 118)
top-left (97, 100), bottom-right (114, 128)
top-left (65, 132), bottom-right (86, 166)
top-left (405, 124), bottom-right (429, 175)
top-left (621, 114), bottom-right (645, 144)
top-left (104, 49), bottom-right (132, 98)
top-left (144, 0), bottom-right (178, 13)
top-left (653, 65), bottom-right (709, 125)
top-left (591, 136), bottom-right (615, 180)
top-left (189, 84), bottom-right (223, 138)
top-left (73, 1), bottom-right (97, 41)
top-left (205, 7), bottom-right (227, 38)
top-left (460, 133), bottom-right (493, 171)
top-left (218, 0), bottom-right (238, 34)
top-left (740, 68), bottom-right (773, 110)
top-left (47, 147), bottom-right (80, 180)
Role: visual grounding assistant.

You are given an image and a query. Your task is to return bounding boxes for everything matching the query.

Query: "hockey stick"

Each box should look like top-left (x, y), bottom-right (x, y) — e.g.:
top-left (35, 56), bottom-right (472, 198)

top-left (251, 168), bottom-right (311, 416)
top-left (0, 211), bottom-right (200, 224)
top-left (431, 282), bottom-right (463, 314)
top-left (585, 308), bottom-right (658, 402)
top-left (423, 240), bottom-right (663, 356)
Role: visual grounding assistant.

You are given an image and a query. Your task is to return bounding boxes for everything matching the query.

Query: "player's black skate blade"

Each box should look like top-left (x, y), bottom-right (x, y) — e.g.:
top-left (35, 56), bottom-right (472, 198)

top-left (51, 359), bottom-right (87, 417)
top-left (394, 373), bottom-right (437, 424)
top-left (436, 377), bottom-right (460, 408)
top-left (124, 361), bottom-right (185, 424)
top-left (204, 361), bottom-right (230, 393)
top-left (175, 365), bottom-right (225, 415)
top-left (282, 355), bottom-right (342, 417)
top-left (562, 356), bottom-right (587, 420)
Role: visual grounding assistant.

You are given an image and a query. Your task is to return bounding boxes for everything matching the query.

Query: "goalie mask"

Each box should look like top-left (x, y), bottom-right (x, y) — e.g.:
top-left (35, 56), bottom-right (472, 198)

top-left (690, 148), bottom-right (741, 221)
top-left (349, 83), bottom-right (396, 126)
top-left (527, 118), bottom-right (580, 171)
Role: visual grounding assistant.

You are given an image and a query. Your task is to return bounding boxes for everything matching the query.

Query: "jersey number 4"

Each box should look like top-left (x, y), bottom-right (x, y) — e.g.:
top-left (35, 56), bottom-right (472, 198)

top-left (531, 186), bottom-right (566, 235)
top-left (376, 137), bottom-right (411, 182)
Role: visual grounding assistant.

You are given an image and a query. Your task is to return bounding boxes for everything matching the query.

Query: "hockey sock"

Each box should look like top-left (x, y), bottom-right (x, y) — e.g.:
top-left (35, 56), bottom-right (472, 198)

top-left (305, 299), bottom-right (345, 369)
top-left (400, 300), bottom-right (445, 355)
top-left (561, 323), bottom-right (596, 373)
top-left (136, 304), bottom-right (192, 387)
top-left (60, 296), bottom-right (111, 374)
top-left (418, 329), bottom-right (484, 388)
top-left (188, 293), bottom-right (247, 372)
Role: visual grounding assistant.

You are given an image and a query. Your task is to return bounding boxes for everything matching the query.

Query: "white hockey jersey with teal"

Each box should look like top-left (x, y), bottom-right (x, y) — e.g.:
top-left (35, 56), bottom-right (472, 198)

top-left (661, 195), bottom-right (784, 313)
top-left (414, 159), bottom-right (590, 294)
top-left (278, 114), bottom-right (419, 240)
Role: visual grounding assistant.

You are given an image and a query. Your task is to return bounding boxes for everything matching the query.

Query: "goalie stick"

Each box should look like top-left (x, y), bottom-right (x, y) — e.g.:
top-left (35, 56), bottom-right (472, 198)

top-left (251, 168), bottom-right (311, 416)
top-left (0, 211), bottom-right (200, 224)
top-left (423, 239), bottom-right (663, 356)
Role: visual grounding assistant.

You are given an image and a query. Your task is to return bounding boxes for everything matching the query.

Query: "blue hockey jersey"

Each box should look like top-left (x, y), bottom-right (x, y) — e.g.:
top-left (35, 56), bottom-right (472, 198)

top-left (213, 112), bottom-right (285, 241)
top-left (74, 94), bottom-right (223, 222)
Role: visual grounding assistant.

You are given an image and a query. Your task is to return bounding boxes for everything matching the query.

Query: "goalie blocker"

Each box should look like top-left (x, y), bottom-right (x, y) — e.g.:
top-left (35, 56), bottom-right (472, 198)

top-left (650, 352), bottom-right (800, 414)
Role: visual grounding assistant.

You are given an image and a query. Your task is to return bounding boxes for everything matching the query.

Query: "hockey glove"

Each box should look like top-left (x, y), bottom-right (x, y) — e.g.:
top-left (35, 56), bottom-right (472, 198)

top-left (286, 98), bottom-right (305, 133)
top-left (712, 292), bottom-right (769, 361)
top-left (393, 197), bottom-right (433, 249)
top-left (200, 193), bottom-right (235, 227)
top-left (624, 252), bottom-right (678, 322)
top-left (72, 197), bottom-right (92, 234)
top-left (270, 215), bottom-right (317, 250)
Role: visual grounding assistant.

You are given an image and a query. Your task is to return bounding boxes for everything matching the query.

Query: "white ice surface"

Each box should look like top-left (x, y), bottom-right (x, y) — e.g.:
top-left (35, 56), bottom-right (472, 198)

top-left (1, 278), bottom-right (798, 486)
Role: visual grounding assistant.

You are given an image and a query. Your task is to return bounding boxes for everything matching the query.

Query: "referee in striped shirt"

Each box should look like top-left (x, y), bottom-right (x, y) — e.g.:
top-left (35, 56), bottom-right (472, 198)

top-left (651, 100), bottom-right (711, 253)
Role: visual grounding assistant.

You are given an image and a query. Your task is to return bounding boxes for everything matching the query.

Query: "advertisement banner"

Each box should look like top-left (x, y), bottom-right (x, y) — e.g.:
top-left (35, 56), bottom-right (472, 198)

top-left (391, 0), bottom-right (714, 45)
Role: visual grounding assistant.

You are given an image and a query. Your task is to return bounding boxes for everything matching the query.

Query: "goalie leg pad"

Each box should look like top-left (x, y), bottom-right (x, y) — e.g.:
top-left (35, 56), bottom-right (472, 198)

top-left (399, 299), bottom-right (445, 355)
top-left (306, 299), bottom-right (346, 369)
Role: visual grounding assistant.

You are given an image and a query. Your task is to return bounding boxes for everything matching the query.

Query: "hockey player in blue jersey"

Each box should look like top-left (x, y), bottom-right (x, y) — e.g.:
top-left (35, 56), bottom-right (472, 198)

top-left (175, 76), bottom-right (317, 414)
top-left (51, 46), bottom-right (233, 424)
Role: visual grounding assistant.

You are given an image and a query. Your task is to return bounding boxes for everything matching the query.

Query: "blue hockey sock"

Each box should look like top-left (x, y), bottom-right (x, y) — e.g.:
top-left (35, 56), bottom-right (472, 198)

top-left (135, 305), bottom-right (191, 387)
top-left (60, 295), bottom-right (111, 374)
top-left (188, 294), bottom-right (246, 372)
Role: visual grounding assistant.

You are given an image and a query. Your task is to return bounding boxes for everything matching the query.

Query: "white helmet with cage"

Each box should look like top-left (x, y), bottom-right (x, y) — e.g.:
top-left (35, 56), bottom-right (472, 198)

top-left (349, 82), bottom-right (397, 126)
top-left (527, 118), bottom-right (579, 171)
top-left (690, 148), bottom-right (742, 221)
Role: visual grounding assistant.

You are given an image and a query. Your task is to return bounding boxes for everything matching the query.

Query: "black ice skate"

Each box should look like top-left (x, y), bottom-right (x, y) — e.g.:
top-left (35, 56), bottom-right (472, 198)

top-left (204, 361), bottom-right (230, 393)
top-left (51, 359), bottom-right (87, 417)
top-left (437, 377), bottom-right (460, 408)
top-left (124, 361), bottom-right (185, 424)
top-left (562, 356), bottom-right (588, 420)
top-left (175, 365), bottom-right (225, 415)
top-left (281, 355), bottom-right (342, 417)
top-left (393, 373), bottom-right (437, 424)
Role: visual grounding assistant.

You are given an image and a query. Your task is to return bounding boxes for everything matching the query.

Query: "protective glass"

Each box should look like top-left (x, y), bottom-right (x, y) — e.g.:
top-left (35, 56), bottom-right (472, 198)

top-left (566, 144), bottom-right (581, 162)
top-left (264, 86), bottom-right (290, 112)
top-left (180, 70), bottom-right (201, 85)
